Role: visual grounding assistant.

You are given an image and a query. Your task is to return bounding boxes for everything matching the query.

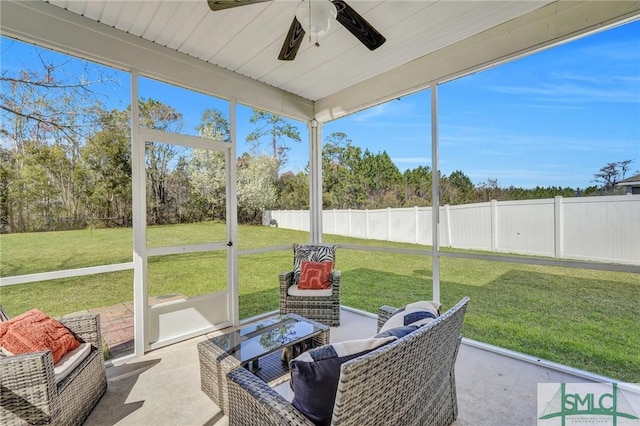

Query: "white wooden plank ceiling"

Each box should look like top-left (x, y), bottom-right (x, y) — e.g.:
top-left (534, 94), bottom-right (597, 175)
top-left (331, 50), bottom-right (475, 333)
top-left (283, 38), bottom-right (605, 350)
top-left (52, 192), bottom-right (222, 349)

top-left (43, 0), bottom-right (553, 101)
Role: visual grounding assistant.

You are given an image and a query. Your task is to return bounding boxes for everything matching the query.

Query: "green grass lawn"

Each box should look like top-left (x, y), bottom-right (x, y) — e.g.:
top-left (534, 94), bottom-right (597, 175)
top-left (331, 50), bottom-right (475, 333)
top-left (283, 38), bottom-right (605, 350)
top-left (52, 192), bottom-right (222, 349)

top-left (1, 222), bottom-right (638, 382)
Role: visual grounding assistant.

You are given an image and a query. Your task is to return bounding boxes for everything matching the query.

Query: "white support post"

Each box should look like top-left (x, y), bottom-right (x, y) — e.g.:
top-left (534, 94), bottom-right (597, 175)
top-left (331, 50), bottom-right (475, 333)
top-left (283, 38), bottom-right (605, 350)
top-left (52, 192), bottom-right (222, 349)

top-left (431, 84), bottom-right (440, 304)
top-left (309, 120), bottom-right (323, 243)
top-left (228, 99), bottom-right (239, 325)
top-left (131, 70), bottom-right (148, 355)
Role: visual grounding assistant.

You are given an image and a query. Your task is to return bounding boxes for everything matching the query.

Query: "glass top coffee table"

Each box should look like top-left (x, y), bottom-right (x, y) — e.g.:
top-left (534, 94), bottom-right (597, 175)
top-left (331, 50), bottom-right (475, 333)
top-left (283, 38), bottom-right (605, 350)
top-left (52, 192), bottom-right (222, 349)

top-left (209, 314), bottom-right (328, 372)
top-left (198, 313), bottom-right (330, 413)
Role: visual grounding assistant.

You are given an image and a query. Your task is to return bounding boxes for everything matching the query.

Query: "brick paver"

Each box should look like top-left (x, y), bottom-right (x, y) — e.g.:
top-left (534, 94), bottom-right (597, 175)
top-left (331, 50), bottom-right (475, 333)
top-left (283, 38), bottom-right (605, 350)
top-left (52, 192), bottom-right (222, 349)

top-left (90, 293), bottom-right (185, 359)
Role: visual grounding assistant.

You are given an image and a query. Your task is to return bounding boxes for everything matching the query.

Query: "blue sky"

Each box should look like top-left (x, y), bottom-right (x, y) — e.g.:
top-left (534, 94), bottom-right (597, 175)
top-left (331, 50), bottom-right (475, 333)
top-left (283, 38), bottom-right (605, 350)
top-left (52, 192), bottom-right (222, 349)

top-left (324, 18), bottom-right (640, 189)
top-left (2, 18), bottom-right (639, 190)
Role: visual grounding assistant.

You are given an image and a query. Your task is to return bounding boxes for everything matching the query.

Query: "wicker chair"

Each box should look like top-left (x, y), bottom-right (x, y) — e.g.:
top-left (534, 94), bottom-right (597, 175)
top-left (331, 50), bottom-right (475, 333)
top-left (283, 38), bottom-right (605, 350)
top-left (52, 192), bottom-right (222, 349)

top-left (0, 313), bottom-right (108, 426)
top-left (279, 244), bottom-right (341, 327)
top-left (227, 296), bottom-right (470, 426)
top-left (279, 270), bottom-right (341, 327)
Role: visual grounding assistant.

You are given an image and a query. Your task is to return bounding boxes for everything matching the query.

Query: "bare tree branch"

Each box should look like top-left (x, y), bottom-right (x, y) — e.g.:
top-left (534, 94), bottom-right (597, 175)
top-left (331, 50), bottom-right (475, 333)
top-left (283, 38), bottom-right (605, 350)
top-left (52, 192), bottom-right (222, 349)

top-left (0, 76), bottom-right (106, 92)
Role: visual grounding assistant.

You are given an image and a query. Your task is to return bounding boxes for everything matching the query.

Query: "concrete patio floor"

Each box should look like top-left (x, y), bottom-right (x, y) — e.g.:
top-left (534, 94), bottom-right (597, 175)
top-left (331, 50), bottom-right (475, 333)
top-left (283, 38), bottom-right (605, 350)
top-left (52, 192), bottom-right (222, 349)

top-left (85, 308), bottom-right (601, 426)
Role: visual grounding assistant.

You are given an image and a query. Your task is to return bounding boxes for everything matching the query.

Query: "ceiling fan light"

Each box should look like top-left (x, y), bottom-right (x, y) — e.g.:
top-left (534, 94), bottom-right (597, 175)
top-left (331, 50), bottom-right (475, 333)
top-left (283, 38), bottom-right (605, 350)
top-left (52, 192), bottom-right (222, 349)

top-left (295, 0), bottom-right (337, 38)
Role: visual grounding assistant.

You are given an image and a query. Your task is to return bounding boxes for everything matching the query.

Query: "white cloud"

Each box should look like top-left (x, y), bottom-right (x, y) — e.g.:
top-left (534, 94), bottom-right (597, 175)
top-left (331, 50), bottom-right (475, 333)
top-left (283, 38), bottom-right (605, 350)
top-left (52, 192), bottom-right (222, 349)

top-left (488, 82), bottom-right (638, 104)
top-left (392, 156), bottom-right (431, 164)
top-left (351, 104), bottom-right (388, 122)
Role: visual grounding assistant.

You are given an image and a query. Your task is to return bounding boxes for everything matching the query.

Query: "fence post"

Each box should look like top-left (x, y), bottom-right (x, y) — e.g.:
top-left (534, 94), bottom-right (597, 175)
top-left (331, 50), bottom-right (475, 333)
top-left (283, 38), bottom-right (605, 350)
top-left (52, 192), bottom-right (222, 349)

top-left (444, 204), bottom-right (451, 247)
top-left (415, 206), bottom-right (419, 244)
top-left (554, 196), bottom-right (563, 259)
top-left (365, 209), bottom-right (369, 240)
top-left (491, 199), bottom-right (498, 252)
top-left (387, 207), bottom-right (392, 241)
top-left (348, 209), bottom-right (352, 237)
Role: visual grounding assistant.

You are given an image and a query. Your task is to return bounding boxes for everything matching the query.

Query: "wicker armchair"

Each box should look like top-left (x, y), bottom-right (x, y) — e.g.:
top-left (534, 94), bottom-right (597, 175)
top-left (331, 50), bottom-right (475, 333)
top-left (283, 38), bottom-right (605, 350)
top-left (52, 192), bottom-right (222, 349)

top-left (0, 313), bottom-right (107, 426)
top-left (279, 270), bottom-right (341, 327)
top-left (227, 297), bottom-right (470, 426)
top-left (279, 244), bottom-right (341, 327)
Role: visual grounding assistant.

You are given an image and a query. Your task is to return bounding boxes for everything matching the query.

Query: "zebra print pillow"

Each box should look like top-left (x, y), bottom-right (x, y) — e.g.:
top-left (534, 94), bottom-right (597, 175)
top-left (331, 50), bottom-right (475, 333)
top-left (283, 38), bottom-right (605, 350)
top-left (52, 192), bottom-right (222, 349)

top-left (292, 244), bottom-right (336, 286)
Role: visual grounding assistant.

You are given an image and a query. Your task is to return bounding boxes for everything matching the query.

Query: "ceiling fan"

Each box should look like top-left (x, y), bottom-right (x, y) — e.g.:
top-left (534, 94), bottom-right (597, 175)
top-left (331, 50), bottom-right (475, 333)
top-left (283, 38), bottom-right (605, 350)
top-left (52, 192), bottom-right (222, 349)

top-left (207, 0), bottom-right (386, 61)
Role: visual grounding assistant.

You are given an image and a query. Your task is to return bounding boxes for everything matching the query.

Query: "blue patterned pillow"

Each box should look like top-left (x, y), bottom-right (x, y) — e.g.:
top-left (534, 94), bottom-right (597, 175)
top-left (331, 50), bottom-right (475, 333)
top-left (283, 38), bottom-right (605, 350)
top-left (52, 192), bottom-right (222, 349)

top-left (290, 337), bottom-right (395, 425)
top-left (292, 244), bottom-right (336, 286)
top-left (374, 325), bottom-right (418, 339)
top-left (378, 300), bottom-right (441, 334)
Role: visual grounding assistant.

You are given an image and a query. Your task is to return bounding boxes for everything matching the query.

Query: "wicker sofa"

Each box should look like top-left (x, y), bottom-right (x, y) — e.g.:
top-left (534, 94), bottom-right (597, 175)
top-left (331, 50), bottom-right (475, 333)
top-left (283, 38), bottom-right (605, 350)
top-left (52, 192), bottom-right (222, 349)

top-left (0, 313), bottom-right (107, 426)
top-left (226, 296), bottom-right (470, 426)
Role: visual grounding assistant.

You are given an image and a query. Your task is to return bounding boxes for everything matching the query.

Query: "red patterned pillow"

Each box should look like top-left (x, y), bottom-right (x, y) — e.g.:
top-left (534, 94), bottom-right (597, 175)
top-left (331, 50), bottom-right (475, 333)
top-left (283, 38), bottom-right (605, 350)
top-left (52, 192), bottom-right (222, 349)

top-left (298, 261), bottom-right (334, 290)
top-left (0, 309), bottom-right (80, 364)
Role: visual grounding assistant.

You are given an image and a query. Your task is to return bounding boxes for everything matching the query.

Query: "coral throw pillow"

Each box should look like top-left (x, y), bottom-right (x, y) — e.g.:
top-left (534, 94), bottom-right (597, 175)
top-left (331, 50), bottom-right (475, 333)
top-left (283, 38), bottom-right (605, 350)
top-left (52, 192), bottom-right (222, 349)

top-left (298, 261), bottom-right (334, 290)
top-left (0, 309), bottom-right (80, 364)
top-left (292, 244), bottom-right (336, 286)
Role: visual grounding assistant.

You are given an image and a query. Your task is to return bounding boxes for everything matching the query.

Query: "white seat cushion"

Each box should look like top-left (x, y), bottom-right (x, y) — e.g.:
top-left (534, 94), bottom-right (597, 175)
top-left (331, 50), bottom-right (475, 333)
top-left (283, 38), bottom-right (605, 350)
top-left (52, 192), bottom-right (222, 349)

top-left (54, 342), bottom-right (91, 384)
top-left (287, 285), bottom-right (333, 297)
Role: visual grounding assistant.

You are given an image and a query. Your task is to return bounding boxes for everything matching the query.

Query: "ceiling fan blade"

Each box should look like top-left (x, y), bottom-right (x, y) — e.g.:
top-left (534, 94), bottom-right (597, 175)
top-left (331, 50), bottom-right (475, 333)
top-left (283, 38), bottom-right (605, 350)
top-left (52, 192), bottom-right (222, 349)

top-left (207, 0), bottom-right (272, 12)
top-left (331, 0), bottom-right (386, 51)
top-left (278, 17), bottom-right (305, 61)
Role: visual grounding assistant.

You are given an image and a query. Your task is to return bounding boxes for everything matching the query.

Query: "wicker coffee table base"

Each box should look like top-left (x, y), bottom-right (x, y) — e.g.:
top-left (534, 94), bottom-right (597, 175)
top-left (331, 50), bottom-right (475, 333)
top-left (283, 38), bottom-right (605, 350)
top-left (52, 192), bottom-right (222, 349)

top-left (198, 315), bottom-right (330, 415)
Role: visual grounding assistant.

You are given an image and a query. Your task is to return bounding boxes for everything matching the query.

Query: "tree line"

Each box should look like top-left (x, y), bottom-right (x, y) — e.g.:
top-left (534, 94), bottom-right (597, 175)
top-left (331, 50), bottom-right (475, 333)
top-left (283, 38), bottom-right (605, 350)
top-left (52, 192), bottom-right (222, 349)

top-left (287, 132), bottom-right (627, 211)
top-left (1, 54), bottom-right (634, 233)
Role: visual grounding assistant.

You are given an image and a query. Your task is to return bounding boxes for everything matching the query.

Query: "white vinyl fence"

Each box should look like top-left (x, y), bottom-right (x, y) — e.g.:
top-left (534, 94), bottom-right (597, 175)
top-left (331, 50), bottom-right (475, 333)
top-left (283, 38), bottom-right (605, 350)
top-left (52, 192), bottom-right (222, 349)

top-left (264, 195), bottom-right (640, 266)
